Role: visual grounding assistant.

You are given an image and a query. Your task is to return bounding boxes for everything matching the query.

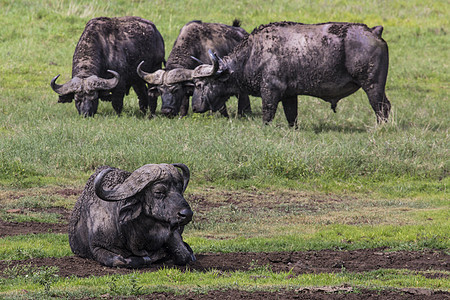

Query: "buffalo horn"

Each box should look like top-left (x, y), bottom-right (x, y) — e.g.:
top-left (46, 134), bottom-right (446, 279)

top-left (87, 70), bottom-right (120, 91)
top-left (192, 49), bottom-right (220, 78)
top-left (50, 75), bottom-right (81, 95)
top-left (94, 164), bottom-right (165, 202)
top-left (137, 61), bottom-right (165, 85)
top-left (209, 49), bottom-right (220, 74)
top-left (171, 163), bottom-right (190, 193)
top-left (165, 69), bottom-right (194, 84)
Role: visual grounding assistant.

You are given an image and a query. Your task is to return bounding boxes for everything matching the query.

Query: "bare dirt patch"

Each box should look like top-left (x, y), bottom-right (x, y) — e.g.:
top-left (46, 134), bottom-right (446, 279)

top-left (1, 251), bottom-right (448, 299)
top-left (1, 249), bottom-right (448, 279)
top-left (188, 188), bottom-right (351, 213)
top-left (0, 219), bottom-right (67, 237)
top-left (0, 206), bottom-right (69, 237)
top-left (116, 288), bottom-right (450, 299)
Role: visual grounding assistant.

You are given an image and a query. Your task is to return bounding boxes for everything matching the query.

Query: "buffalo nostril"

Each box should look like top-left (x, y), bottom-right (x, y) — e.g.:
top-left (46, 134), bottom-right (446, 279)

top-left (178, 208), bottom-right (193, 222)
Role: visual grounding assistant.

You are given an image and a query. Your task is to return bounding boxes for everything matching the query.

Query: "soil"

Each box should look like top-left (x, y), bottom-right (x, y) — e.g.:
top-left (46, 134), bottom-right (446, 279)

top-left (1, 191), bottom-right (449, 299)
top-left (105, 288), bottom-right (450, 300)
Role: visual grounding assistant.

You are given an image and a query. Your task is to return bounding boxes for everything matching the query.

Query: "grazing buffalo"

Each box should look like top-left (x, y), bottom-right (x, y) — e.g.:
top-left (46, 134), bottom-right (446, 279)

top-left (51, 16), bottom-right (165, 117)
top-left (137, 20), bottom-right (251, 117)
top-left (68, 164), bottom-right (195, 268)
top-left (174, 22), bottom-right (391, 127)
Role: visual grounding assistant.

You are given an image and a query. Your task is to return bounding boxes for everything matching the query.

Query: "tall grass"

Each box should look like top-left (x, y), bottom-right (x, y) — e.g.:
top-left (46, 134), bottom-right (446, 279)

top-left (0, 2), bottom-right (447, 199)
top-left (0, 0), bottom-right (448, 198)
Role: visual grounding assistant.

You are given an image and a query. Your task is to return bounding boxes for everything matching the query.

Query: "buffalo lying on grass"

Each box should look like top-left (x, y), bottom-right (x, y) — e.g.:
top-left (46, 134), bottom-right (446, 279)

top-left (51, 16), bottom-right (165, 117)
top-left (68, 164), bottom-right (195, 268)
top-left (169, 22), bottom-right (391, 127)
top-left (137, 20), bottom-right (251, 118)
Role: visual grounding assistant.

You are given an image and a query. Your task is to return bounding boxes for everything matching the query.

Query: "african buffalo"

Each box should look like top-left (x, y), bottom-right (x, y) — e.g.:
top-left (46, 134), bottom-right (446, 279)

top-left (68, 164), bottom-right (195, 268)
top-left (137, 20), bottom-right (251, 117)
top-left (174, 22), bottom-right (391, 127)
top-left (51, 16), bottom-right (165, 117)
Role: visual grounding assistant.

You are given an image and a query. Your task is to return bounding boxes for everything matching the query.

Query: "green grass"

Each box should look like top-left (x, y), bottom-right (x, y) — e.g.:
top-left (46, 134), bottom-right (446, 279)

top-left (1, 267), bottom-right (449, 298)
top-left (0, 211), bottom-right (62, 223)
top-left (0, 0), bottom-right (448, 297)
top-left (0, 234), bottom-right (71, 260)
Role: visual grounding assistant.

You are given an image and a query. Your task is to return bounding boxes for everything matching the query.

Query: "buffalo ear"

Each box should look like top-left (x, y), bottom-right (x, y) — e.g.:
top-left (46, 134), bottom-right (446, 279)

top-left (217, 71), bottom-right (230, 82)
top-left (148, 86), bottom-right (160, 98)
top-left (58, 93), bottom-right (74, 103)
top-left (118, 198), bottom-right (142, 225)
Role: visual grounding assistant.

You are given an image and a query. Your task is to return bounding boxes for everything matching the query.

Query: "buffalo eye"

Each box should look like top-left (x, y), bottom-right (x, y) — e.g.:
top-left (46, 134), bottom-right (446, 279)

top-left (195, 81), bottom-right (204, 89)
top-left (152, 183), bottom-right (167, 199)
top-left (168, 85), bottom-right (180, 93)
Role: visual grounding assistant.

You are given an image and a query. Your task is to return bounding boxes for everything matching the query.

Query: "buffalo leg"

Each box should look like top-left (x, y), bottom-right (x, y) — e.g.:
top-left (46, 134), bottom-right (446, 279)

top-left (133, 83), bottom-right (149, 115)
top-left (261, 95), bottom-right (279, 125)
top-left (111, 91), bottom-right (126, 115)
top-left (281, 96), bottom-right (298, 128)
top-left (218, 103), bottom-right (229, 118)
top-left (91, 246), bottom-right (166, 268)
top-left (148, 94), bottom-right (158, 116)
top-left (357, 44), bottom-right (391, 123)
top-left (237, 93), bottom-right (252, 116)
top-left (165, 229), bottom-right (196, 265)
top-left (362, 84), bottom-right (391, 123)
top-left (91, 247), bottom-right (134, 268)
top-left (179, 95), bottom-right (189, 117)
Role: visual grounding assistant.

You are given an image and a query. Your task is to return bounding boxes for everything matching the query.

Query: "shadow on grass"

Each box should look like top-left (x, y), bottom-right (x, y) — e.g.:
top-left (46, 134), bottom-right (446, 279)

top-left (310, 122), bottom-right (368, 134)
top-left (96, 103), bottom-right (374, 134)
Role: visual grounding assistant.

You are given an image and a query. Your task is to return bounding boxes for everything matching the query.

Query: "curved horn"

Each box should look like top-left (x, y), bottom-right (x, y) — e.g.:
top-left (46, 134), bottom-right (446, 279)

top-left (171, 163), bottom-right (190, 193)
top-left (50, 75), bottom-right (80, 95)
top-left (87, 70), bottom-right (120, 91)
top-left (137, 61), bottom-right (165, 84)
top-left (94, 168), bottom-right (116, 201)
top-left (208, 49), bottom-right (220, 74)
top-left (165, 69), bottom-right (194, 84)
top-left (94, 165), bottom-right (163, 202)
top-left (106, 70), bottom-right (120, 87)
top-left (192, 49), bottom-right (220, 78)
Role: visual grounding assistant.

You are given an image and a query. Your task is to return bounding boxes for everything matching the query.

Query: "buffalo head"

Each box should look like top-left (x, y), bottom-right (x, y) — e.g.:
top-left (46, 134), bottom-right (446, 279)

top-left (50, 70), bottom-right (120, 117)
top-left (190, 50), bottom-right (234, 114)
top-left (94, 163), bottom-right (192, 228)
top-left (137, 62), bottom-right (194, 117)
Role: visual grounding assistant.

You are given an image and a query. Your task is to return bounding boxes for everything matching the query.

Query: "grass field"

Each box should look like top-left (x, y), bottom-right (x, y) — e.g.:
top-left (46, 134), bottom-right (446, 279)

top-left (0, 0), bottom-right (448, 298)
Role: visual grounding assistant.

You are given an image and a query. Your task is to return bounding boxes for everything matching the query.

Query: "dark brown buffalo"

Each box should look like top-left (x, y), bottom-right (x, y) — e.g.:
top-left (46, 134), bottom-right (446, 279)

top-left (173, 22), bottom-right (391, 127)
top-left (68, 164), bottom-right (195, 268)
top-left (138, 20), bottom-right (251, 117)
top-left (51, 16), bottom-right (165, 117)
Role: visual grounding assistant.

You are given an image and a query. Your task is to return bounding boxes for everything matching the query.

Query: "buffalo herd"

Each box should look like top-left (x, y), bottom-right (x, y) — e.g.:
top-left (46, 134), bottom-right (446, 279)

top-left (59, 17), bottom-right (392, 267)
top-left (51, 16), bottom-right (391, 126)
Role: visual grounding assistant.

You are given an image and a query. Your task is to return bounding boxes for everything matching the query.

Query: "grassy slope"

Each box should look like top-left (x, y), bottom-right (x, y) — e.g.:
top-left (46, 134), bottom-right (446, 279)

top-left (0, 0), bottom-right (448, 297)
